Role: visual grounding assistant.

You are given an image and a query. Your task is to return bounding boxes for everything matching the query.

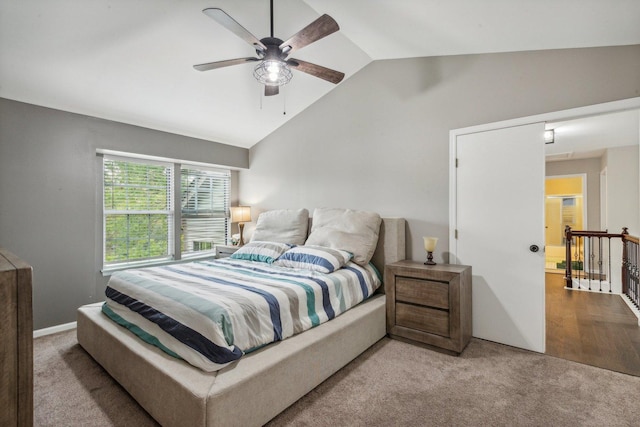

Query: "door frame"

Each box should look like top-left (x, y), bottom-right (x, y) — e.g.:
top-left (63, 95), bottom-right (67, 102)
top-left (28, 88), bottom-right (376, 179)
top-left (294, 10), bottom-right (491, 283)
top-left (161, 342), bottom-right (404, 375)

top-left (600, 167), bottom-right (608, 231)
top-left (449, 97), bottom-right (640, 263)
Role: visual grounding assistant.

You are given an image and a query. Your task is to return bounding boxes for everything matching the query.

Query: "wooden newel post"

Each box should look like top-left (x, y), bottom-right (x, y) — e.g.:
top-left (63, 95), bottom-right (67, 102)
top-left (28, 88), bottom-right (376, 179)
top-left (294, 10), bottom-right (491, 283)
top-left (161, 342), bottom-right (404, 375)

top-left (565, 225), bottom-right (573, 288)
top-left (622, 227), bottom-right (629, 295)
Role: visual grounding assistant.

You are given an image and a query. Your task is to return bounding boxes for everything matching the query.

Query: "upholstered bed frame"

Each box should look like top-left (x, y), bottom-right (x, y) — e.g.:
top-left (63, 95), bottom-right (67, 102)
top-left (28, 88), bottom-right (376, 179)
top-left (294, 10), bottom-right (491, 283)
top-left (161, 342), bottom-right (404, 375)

top-left (77, 217), bottom-right (405, 427)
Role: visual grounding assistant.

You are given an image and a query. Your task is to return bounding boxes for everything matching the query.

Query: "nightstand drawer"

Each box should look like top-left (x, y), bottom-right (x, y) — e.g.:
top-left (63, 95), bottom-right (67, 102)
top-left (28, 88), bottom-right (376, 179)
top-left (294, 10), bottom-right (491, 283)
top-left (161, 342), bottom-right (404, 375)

top-left (396, 277), bottom-right (449, 309)
top-left (396, 303), bottom-right (450, 337)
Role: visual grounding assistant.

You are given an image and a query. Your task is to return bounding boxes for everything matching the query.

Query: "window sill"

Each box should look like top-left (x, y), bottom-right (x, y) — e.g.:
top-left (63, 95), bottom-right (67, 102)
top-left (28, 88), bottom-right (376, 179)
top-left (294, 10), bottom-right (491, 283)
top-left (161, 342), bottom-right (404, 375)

top-left (101, 253), bottom-right (216, 276)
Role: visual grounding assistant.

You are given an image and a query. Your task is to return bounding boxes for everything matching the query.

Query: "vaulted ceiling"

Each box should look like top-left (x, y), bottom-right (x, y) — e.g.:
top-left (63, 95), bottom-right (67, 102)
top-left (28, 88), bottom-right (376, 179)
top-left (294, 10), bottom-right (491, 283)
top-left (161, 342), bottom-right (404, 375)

top-left (2, 0), bottom-right (640, 148)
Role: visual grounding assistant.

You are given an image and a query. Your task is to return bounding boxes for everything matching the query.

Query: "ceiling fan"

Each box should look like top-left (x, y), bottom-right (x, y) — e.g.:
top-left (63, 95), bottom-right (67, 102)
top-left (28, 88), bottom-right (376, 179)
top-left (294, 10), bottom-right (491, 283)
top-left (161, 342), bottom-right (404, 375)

top-left (193, 0), bottom-right (345, 96)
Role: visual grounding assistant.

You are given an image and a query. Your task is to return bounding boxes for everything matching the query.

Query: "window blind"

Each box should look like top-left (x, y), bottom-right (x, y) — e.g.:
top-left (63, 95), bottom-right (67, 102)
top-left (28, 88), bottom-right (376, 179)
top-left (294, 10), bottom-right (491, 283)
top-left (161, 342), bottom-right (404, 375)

top-left (180, 166), bottom-right (230, 256)
top-left (103, 157), bottom-right (174, 266)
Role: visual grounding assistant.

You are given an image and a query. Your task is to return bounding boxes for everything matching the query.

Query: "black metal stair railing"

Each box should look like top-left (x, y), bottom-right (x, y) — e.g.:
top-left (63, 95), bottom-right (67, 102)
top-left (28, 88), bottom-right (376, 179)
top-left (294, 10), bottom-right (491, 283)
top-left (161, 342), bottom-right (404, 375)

top-left (622, 229), bottom-right (640, 310)
top-left (564, 226), bottom-right (640, 310)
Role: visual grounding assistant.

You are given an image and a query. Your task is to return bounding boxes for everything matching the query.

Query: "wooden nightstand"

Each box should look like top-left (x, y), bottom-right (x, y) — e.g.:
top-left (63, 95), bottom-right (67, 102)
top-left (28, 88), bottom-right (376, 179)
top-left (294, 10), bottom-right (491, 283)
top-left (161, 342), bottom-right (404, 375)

top-left (215, 244), bottom-right (239, 259)
top-left (385, 260), bottom-right (472, 354)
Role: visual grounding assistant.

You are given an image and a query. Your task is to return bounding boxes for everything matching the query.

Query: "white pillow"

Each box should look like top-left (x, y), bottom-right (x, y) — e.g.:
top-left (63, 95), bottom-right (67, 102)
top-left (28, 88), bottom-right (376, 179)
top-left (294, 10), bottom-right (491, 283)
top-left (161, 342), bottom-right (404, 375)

top-left (274, 245), bottom-right (353, 273)
top-left (250, 209), bottom-right (309, 245)
top-left (305, 208), bottom-right (381, 266)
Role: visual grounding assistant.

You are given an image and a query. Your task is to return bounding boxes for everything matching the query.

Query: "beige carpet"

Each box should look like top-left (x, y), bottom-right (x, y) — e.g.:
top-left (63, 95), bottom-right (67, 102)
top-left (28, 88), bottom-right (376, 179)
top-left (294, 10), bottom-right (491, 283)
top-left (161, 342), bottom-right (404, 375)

top-left (35, 330), bottom-right (640, 426)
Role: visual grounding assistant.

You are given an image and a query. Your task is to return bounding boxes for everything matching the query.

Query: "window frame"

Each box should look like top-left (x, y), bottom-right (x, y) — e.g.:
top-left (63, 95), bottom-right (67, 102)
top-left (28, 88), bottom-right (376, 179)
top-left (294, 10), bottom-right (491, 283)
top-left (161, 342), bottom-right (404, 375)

top-left (99, 152), bottom-right (231, 274)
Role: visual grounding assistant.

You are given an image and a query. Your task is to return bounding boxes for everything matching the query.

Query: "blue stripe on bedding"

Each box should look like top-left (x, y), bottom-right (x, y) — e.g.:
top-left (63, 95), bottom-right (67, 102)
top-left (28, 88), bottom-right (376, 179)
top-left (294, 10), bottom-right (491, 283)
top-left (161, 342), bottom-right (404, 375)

top-left (164, 266), bottom-right (284, 341)
top-left (200, 261), bottom-right (322, 327)
top-left (345, 266), bottom-right (369, 299)
top-left (105, 286), bottom-right (243, 364)
top-left (277, 253), bottom-right (335, 272)
top-left (217, 260), bottom-right (336, 320)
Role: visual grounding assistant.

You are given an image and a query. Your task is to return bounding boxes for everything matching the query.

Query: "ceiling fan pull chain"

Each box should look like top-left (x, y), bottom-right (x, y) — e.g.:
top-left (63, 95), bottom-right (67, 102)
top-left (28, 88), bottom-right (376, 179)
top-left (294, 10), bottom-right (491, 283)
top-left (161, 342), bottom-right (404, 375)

top-left (283, 86), bottom-right (287, 115)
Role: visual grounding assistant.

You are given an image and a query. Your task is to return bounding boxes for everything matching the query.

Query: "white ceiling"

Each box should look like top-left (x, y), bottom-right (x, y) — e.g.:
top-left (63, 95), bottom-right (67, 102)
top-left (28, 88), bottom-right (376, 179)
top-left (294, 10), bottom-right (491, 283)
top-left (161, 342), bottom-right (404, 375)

top-left (2, 0), bottom-right (640, 148)
top-left (545, 109), bottom-right (640, 162)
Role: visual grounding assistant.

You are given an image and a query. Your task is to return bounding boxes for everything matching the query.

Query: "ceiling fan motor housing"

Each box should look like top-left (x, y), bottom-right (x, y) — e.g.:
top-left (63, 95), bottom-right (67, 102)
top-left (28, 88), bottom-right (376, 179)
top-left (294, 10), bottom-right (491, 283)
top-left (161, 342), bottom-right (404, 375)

top-left (254, 37), bottom-right (293, 86)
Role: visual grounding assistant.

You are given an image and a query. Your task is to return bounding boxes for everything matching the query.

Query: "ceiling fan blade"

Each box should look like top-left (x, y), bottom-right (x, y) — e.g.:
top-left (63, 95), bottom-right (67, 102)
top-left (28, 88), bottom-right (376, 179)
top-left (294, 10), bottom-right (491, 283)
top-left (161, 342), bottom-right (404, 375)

top-left (203, 8), bottom-right (267, 52)
top-left (279, 14), bottom-right (339, 56)
top-left (264, 85), bottom-right (279, 96)
top-left (287, 59), bottom-right (344, 84)
top-left (193, 57), bottom-right (260, 72)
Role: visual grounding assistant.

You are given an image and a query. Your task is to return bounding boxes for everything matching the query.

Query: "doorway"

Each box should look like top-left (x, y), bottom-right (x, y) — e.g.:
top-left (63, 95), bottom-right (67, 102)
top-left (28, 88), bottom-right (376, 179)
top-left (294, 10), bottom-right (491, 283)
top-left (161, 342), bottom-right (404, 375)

top-left (544, 175), bottom-right (586, 272)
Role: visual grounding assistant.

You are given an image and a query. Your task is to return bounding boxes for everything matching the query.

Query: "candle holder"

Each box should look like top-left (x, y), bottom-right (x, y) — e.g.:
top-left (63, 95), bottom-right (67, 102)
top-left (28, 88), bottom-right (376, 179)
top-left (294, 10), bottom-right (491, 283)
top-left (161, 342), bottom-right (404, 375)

top-left (425, 251), bottom-right (436, 265)
top-left (423, 236), bottom-right (438, 265)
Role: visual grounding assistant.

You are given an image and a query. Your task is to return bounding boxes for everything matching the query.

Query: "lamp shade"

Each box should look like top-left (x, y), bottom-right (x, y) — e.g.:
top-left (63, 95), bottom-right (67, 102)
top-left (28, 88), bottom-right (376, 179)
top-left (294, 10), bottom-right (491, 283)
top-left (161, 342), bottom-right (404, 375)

top-left (231, 206), bottom-right (251, 223)
top-left (423, 236), bottom-right (438, 252)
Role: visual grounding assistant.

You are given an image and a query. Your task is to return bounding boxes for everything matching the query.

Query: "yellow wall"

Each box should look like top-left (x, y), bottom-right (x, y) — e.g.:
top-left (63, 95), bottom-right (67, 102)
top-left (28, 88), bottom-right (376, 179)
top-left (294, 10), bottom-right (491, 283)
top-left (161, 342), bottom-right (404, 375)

top-left (545, 176), bottom-right (583, 195)
top-left (545, 176), bottom-right (584, 267)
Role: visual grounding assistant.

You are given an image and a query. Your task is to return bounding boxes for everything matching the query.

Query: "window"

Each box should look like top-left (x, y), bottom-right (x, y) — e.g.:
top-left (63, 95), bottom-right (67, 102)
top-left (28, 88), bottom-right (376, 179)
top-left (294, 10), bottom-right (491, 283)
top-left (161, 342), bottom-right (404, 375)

top-left (103, 157), bottom-right (174, 267)
top-left (102, 154), bottom-right (230, 271)
top-left (181, 167), bottom-right (230, 257)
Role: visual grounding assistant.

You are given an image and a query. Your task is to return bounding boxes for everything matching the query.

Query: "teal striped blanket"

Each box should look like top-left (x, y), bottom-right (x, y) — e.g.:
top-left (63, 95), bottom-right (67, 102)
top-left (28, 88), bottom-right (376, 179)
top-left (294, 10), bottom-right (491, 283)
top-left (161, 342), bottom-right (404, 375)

top-left (103, 257), bottom-right (381, 371)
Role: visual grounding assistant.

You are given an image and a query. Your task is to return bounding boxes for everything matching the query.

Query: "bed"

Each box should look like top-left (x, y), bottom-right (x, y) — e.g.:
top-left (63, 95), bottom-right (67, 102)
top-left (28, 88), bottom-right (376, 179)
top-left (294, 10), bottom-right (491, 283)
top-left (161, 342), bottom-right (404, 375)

top-left (77, 214), bottom-right (405, 427)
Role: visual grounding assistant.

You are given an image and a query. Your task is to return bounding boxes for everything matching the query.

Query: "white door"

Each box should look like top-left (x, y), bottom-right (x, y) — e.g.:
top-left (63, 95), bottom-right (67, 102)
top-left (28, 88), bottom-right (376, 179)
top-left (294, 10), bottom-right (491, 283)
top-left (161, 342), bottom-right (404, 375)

top-left (454, 123), bottom-right (546, 352)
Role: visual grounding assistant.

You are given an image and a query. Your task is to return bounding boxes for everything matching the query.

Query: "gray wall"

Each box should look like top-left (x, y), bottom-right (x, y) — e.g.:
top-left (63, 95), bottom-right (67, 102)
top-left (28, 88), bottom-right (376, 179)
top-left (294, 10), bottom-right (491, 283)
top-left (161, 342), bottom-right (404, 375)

top-left (240, 45), bottom-right (640, 262)
top-left (545, 158), bottom-right (602, 231)
top-left (0, 98), bottom-right (248, 329)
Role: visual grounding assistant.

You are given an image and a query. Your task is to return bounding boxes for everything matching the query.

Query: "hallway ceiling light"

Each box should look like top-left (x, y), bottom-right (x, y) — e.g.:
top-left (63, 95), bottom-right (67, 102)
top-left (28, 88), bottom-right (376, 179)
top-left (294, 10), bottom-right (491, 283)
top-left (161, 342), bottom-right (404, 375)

top-left (544, 129), bottom-right (555, 144)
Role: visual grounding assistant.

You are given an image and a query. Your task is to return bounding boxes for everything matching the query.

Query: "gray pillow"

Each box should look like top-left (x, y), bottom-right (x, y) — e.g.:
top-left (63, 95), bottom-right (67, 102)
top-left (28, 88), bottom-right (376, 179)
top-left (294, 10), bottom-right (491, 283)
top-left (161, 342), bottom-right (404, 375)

top-left (250, 209), bottom-right (309, 245)
top-left (305, 208), bottom-right (381, 266)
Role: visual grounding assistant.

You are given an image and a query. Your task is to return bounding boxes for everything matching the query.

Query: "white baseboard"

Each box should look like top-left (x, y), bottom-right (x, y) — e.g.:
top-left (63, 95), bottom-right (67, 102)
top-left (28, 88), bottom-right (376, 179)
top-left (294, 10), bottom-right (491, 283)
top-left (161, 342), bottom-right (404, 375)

top-left (33, 321), bottom-right (77, 338)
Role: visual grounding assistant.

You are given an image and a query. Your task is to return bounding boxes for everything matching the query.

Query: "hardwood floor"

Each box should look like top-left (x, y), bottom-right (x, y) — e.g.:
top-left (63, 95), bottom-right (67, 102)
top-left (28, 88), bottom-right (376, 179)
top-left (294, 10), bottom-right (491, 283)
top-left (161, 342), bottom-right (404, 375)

top-left (546, 272), bottom-right (640, 376)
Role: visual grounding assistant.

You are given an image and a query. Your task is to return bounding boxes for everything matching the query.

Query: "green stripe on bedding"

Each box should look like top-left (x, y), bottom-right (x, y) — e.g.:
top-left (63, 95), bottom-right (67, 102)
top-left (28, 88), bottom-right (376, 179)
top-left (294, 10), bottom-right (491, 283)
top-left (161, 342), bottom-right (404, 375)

top-left (200, 260), bottom-right (322, 327)
top-left (323, 273), bottom-right (346, 314)
top-left (101, 303), bottom-right (182, 359)
top-left (112, 271), bottom-right (235, 344)
top-left (369, 262), bottom-right (383, 283)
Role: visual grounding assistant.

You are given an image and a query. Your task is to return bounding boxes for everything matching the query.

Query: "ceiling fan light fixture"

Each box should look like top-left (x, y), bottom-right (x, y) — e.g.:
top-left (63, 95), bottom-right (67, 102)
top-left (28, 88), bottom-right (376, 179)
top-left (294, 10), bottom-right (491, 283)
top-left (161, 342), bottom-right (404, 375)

top-left (253, 59), bottom-right (292, 86)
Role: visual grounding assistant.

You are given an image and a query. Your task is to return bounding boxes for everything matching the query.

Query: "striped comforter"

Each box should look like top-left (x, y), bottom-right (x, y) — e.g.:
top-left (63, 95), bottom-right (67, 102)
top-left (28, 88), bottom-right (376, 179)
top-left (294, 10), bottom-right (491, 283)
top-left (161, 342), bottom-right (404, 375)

top-left (102, 257), bottom-right (381, 371)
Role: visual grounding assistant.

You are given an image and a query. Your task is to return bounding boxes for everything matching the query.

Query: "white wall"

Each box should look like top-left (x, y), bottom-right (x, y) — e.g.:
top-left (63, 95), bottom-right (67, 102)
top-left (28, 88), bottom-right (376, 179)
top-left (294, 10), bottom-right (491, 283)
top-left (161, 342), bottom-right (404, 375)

top-left (607, 145), bottom-right (640, 235)
top-left (241, 45), bottom-right (640, 263)
top-left (0, 99), bottom-right (248, 328)
top-left (604, 145), bottom-right (640, 293)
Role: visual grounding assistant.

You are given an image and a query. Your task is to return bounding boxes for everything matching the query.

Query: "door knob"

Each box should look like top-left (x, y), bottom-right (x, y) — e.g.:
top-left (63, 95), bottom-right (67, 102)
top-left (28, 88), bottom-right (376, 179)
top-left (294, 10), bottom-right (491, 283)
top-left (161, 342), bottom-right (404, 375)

top-left (529, 245), bottom-right (539, 253)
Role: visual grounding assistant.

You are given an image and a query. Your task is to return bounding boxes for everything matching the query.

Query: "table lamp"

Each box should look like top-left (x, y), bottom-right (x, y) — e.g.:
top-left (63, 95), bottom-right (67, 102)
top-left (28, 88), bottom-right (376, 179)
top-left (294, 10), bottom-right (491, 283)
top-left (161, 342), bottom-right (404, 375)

top-left (231, 206), bottom-right (251, 246)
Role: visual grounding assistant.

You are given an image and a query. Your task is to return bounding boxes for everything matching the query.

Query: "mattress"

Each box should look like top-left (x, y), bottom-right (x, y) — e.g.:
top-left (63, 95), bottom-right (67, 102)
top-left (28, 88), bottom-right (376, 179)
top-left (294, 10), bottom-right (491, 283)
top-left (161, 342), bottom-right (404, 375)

top-left (103, 257), bottom-right (381, 371)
